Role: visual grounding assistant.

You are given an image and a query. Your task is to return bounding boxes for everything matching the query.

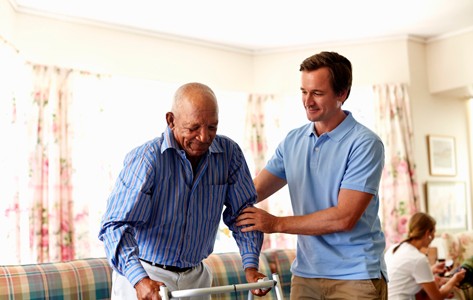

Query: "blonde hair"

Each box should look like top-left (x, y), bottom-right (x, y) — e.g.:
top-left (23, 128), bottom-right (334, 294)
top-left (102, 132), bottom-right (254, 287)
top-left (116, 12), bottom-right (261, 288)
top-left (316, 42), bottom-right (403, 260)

top-left (392, 212), bottom-right (436, 253)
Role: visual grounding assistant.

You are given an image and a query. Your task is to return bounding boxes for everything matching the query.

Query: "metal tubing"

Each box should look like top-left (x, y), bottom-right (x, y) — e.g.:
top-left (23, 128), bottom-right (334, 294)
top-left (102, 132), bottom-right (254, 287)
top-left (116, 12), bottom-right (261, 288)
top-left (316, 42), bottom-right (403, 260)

top-left (159, 286), bottom-right (170, 300)
top-left (272, 273), bottom-right (285, 300)
top-left (160, 274), bottom-right (285, 299)
top-left (170, 279), bottom-right (275, 298)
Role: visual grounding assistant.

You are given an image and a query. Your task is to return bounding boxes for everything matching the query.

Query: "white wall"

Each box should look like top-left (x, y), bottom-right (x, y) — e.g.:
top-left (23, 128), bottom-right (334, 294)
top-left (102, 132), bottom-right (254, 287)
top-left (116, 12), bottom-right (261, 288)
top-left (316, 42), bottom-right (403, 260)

top-left (407, 41), bottom-right (471, 222)
top-left (1, 0), bottom-right (255, 92)
top-left (427, 29), bottom-right (473, 96)
top-left (0, 0), bottom-right (14, 40)
top-left (252, 38), bottom-right (411, 95)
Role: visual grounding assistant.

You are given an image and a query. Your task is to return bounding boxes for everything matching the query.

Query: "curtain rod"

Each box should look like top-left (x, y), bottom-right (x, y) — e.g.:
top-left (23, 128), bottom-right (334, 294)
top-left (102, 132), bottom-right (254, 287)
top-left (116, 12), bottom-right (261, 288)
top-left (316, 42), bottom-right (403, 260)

top-left (0, 34), bottom-right (20, 53)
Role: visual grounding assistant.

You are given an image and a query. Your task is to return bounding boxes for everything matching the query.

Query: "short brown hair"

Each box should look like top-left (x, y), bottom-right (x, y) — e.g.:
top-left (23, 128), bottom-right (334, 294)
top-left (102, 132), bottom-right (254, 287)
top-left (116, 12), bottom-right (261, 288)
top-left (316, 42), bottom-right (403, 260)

top-left (299, 51), bottom-right (352, 99)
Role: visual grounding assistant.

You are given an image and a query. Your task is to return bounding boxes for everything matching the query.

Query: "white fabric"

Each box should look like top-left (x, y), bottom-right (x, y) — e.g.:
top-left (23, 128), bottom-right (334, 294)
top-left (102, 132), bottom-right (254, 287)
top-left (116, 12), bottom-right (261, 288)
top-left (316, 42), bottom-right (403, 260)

top-left (111, 261), bottom-right (212, 300)
top-left (385, 242), bottom-right (435, 300)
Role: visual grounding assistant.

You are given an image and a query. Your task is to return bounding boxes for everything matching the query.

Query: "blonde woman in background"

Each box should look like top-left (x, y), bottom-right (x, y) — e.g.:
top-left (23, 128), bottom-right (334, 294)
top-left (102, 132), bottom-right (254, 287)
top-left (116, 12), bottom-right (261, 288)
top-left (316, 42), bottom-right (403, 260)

top-left (385, 212), bottom-right (466, 300)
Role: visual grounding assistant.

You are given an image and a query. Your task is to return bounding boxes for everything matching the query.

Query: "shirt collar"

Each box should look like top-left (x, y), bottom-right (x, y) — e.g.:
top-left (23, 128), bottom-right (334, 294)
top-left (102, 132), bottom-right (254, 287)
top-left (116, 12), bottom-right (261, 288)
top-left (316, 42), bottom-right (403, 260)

top-left (305, 110), bottom-right (356, 142)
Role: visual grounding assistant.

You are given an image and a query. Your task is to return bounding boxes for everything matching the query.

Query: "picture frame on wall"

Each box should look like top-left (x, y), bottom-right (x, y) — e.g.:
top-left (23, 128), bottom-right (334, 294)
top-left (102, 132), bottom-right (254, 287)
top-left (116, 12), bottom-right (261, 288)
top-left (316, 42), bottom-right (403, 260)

top-left (426, 181), bottom-right (466, 232)
top-left (427, 135), bottom-right (457, 176)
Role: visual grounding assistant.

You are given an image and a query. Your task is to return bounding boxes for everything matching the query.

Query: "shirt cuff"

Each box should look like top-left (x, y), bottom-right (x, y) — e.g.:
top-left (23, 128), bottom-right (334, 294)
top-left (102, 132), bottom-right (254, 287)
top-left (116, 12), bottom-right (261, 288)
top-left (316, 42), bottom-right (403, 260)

top-left (241, 252), bottom-right (260, 270)
top-left (125, 260), bottom-right (149, 287)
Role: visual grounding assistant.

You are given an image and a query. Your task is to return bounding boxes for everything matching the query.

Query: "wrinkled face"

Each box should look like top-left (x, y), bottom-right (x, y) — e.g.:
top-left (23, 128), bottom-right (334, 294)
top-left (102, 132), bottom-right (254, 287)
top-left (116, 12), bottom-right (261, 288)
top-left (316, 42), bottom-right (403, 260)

top-left (300, 67), bottom-right (346, 123)
top-left (168, 96), bottom-right (218, 159)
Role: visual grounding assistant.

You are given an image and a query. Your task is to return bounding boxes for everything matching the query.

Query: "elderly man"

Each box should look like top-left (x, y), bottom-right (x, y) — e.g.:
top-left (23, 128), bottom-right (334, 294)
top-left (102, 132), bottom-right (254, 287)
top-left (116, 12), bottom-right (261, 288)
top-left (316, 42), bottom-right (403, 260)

top-left (99, 82), bottom-right (268, 300)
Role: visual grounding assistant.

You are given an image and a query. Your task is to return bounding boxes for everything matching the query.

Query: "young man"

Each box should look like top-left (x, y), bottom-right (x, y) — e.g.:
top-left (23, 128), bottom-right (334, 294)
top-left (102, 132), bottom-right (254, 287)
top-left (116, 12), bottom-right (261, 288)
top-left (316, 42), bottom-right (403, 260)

top-left (99, 82), bottom-right (268, 300)
top-left (237, 51), bottom-right (387, 299)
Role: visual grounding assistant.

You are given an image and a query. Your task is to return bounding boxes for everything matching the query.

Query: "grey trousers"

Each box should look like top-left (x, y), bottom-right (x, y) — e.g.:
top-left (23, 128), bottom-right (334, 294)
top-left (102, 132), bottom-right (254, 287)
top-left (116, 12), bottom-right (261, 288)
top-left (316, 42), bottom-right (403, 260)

top-left (111, 261), bottom-right (212, 300)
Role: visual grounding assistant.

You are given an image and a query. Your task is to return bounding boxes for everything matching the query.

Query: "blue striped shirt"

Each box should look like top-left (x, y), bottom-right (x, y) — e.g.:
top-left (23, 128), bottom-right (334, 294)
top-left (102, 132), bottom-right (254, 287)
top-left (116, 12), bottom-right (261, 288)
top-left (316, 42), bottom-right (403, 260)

top-left (98, 126), bottom-right (263, 286)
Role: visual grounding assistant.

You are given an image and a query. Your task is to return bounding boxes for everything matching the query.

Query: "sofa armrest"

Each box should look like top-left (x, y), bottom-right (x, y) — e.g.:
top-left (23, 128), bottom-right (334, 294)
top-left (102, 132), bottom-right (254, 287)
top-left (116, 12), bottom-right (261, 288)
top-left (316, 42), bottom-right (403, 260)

top-left (203, 252), bottom-right (275, 300)
top-left (0, 257), bottom-right (112, 299)
top-left (262, 249), bottom-right (296, 298)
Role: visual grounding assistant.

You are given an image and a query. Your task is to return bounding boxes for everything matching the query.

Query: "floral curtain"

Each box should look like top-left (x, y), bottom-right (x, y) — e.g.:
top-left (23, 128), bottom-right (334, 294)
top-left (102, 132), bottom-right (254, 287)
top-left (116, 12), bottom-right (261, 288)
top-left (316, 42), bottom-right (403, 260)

top-left (0, 44), bottom-right (78, 263)
top-left (29, 65), bottom-right (75, 262)
top-left (245, 94), bottom-right (270, 249)
top-left (0, 39), bottom-right (107, 263)
top-left (373, 83), bottom-right (420, 247)
top-left (245, 94), bottom-right (271, 175)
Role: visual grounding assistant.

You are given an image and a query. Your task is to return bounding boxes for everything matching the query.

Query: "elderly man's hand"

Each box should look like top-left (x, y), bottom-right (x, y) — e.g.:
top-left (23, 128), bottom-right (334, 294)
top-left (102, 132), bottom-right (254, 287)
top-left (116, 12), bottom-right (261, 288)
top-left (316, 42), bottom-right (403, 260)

top-left (245, 267), bottom-right (272, 297)
top-left (135, 277), bottom-right (165, 300)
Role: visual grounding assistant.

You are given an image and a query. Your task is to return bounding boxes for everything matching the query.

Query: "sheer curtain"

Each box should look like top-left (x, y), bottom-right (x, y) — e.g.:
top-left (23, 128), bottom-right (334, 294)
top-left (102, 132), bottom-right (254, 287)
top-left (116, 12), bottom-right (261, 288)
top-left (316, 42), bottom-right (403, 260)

top-left (70, 74), bottom-right (178, 258)
top-left (245, 94), bottom-right (271, 249)
top-left (0, 44), bottom-right (78, 263)
top-left (30, 65), bottom-right (75, 262)
top-left (373, 83), bottom-right (420, 247)
top-left (0, 41), bottom-right (35, 264)
top-left (245, 94), bottom-right (271, 175)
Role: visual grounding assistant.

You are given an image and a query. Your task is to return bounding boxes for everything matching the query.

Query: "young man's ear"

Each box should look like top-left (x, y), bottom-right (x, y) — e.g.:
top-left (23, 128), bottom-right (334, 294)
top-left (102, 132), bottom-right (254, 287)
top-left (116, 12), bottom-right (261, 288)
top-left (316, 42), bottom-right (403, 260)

top-left (337, 89), bottom-right (349, 105)
top-left (166, 112), bottom-right (175, 128)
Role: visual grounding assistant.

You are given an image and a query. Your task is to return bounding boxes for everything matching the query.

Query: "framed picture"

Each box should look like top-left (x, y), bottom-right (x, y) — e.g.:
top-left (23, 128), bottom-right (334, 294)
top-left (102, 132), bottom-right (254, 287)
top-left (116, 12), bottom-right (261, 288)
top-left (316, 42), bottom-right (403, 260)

top-left (427, 135), bottom-right (457, 176)
top-left (426, 181), bottom-right (466, 231)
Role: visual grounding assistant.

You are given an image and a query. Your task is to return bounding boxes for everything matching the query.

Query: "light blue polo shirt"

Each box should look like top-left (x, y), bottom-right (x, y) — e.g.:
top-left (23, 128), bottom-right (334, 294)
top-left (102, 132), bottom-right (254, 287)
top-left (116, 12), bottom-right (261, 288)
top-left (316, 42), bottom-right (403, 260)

top-left (265, 111), bottom-right (387, 280)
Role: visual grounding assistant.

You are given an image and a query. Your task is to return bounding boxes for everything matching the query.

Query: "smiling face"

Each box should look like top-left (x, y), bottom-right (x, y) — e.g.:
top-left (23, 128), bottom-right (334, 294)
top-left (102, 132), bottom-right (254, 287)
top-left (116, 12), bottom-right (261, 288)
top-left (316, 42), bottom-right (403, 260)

top-left (166, 85), bottom-right (219, 160)
top-left (300, 67), bottom-right (347, 133)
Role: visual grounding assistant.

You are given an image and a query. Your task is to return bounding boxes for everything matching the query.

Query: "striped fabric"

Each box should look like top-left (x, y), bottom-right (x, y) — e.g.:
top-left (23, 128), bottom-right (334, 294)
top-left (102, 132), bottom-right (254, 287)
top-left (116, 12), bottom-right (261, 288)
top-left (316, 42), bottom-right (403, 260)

top-left (203, 252), bottom-right (276, 300)
top-left (262, 249), bottom-right (296, 298)
top-left (0, 258), bottom-right (112, 300)
top-left (99, 127), bottom-right (263, 286)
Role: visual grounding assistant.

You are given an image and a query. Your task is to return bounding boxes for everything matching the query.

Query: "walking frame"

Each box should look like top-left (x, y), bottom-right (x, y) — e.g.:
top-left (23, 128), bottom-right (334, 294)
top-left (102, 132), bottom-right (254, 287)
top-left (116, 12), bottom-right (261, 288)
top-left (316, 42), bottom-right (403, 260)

top-left (159, 273), bottom-right (285, 299)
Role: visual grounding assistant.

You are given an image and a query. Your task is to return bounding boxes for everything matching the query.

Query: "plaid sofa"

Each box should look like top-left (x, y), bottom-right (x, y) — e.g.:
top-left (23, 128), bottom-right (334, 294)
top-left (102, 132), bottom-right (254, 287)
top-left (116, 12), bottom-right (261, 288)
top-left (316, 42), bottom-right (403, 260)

top-left (203, 249), bottom-right (295, 300)
top-left (261, 249), bottom-right (296, 298)
top-left (0, 258), bottom-right (112, 299)
top-left (0, 249), bottom-right (296, 300)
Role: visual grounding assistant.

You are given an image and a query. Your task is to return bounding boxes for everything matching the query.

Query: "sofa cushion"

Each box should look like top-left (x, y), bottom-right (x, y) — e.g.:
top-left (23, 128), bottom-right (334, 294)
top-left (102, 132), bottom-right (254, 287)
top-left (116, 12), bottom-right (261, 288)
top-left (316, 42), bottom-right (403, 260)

top-left (262, 249), bottom-right (296, 298)
top-left (203, 252), bottom-right (276, 300)
top-left (0, 257), bottom-right (112, 300)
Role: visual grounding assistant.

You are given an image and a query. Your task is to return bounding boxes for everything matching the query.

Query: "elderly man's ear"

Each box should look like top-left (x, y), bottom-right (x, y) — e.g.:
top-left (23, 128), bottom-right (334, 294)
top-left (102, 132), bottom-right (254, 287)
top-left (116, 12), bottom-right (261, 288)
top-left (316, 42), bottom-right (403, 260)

top-left (166, 112), bottom-right (175, 128)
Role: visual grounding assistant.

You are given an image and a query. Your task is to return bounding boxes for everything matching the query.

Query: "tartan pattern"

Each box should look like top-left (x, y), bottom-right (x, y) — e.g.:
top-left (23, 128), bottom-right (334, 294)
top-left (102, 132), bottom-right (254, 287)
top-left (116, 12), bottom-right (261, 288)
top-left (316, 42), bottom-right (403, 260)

top-left (204, 252), bottom-right (276, 300)
top-left (0, 258), bottom-right (112, 300)
top-left (262, 249), bottom-right (296, 298)
top-left (0, 251), bottom-right (294, 300)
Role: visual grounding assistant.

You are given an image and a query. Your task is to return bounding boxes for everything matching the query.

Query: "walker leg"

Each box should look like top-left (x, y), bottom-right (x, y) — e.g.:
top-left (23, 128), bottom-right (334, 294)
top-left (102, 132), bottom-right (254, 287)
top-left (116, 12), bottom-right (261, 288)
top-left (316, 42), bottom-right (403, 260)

top-left (159, 285), bottom-right (170, 300)
top-left (246, 274), bottom-right (285, 300)
top-left (272, 273), bottom-right (285, 300)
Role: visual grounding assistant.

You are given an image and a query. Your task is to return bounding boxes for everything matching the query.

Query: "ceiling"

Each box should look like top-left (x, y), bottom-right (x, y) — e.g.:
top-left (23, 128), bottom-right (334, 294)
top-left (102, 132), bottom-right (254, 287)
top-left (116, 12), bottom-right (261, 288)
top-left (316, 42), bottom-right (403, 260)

top-left (9, 0), bottom-right (473, 52)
